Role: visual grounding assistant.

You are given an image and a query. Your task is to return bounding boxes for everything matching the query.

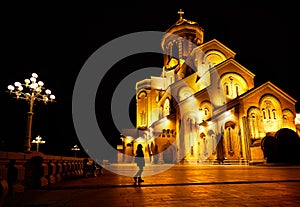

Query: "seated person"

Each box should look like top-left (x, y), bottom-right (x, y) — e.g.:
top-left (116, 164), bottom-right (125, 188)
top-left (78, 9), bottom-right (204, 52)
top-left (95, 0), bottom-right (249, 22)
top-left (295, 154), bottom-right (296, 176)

top-left (83, 158), bottom-right (97, 177)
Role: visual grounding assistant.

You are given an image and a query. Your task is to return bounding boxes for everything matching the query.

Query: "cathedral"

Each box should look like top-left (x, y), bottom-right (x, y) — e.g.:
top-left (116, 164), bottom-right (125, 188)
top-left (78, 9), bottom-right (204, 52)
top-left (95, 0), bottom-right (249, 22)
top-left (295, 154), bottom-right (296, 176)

top-left (118, 10), bottom-right (299, 165)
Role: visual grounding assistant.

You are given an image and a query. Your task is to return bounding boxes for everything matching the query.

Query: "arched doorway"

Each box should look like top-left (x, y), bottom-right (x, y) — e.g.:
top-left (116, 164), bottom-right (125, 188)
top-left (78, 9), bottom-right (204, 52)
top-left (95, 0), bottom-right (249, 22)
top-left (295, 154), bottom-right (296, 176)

top-left (216, 133), bottom-right (225, 164)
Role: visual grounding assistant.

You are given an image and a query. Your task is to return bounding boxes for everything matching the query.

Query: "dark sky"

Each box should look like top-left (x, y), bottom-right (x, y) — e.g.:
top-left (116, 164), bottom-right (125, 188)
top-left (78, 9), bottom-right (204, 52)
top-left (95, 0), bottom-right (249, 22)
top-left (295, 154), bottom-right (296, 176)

top-left (1, 1), bottom-right (299, 156)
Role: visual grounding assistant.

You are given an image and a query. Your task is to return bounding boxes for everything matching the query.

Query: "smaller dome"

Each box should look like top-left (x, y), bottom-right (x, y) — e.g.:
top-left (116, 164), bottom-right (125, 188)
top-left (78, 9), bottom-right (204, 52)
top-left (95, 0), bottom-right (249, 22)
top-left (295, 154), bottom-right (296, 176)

top-left (166, 18), bottom-right (201, 33)
top-left (165, 9), bottom-right (204, 33)
top-left (162, 9), bottom-right (204, 50)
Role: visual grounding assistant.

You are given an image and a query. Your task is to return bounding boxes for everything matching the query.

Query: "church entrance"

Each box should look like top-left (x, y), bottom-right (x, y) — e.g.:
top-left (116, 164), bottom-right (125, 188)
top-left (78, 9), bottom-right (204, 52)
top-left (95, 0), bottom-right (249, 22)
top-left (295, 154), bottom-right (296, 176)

top-left (216, 136), bottom-right (225, 164)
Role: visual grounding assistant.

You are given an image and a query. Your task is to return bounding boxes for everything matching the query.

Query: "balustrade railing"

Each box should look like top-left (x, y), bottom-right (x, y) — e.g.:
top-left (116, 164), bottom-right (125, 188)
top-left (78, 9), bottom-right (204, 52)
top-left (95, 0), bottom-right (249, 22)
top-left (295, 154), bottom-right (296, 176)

top-left (0, 151), bottom-right (86, 193)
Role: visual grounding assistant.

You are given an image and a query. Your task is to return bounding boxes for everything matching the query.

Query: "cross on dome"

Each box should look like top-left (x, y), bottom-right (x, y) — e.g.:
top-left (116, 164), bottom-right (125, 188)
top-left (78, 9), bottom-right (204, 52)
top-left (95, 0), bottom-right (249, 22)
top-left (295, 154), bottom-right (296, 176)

top-left (178, 9), bottom-right (184, 20)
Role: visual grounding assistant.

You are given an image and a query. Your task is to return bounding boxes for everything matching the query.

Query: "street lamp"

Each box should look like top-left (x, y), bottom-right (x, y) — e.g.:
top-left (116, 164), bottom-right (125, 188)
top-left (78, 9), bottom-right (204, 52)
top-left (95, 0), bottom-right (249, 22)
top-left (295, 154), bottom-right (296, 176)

top-left (7, 72), bottom-right (55, 153)
top-left (32, 135), bottom-right (45, 152)
top-left (71, 144), bottom-right (80, 157)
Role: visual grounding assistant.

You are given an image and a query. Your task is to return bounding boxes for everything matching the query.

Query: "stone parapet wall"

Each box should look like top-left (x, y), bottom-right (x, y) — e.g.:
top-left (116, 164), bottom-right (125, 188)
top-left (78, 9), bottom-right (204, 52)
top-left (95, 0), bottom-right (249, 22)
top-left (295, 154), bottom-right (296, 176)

top-left (0, 151), bottom-right (85, 193)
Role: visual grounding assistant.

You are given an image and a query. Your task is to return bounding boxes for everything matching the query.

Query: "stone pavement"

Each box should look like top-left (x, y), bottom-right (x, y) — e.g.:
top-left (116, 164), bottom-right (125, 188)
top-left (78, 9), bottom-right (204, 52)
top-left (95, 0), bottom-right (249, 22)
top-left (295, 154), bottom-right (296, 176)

top-left (3, 164), bottom-right (300, 206)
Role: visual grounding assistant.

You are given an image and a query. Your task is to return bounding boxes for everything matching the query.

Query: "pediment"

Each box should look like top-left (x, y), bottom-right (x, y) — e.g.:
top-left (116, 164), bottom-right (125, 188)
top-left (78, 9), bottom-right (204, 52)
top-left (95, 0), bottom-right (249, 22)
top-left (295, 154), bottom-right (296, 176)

top-left (197, 39), bottom-right (236, 59)
top-left (213, 58), bottom-right (255, 79)
top-left (242, 81), bottom-right (297, 105)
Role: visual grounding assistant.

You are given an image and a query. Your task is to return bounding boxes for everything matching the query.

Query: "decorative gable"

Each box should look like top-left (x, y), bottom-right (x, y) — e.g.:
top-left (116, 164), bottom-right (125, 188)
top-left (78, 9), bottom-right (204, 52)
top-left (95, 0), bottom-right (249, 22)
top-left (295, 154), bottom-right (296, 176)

top-left (198, 39), bottom-right (236, 59)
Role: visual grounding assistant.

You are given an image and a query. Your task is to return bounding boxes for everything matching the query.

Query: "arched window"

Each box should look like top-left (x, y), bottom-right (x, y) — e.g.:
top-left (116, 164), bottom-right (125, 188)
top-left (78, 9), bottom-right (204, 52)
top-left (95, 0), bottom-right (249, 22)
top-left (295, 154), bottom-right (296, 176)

top-left (137, 91), bottom-right (147, 127)
top-left (259, 95), bottom-right (282, 132)
top-left (225, 84), bottom-right (229, 95)
top-left (224, 81), bottom-right (238, 98)
top-left (204, 108), bottom-right (208, 116)
top-left (220, 73), bottom-right (248, 99)
top-left (178, 87), bottom-right (193, 101)
top-left (225, 121), bottom-right (235, 156)
top-left (262, 109), bottom-right (266, 119)
top-left (199, 101), bottom-right (212, 121)
top-left (163, 98), bottom-right (170, 117)
top-left (247, 107), bottom-right (262, 139)
top-left (227, 127), bottom-right (233, 153)
top-left (205, 50), bottom-right (227, 66)
top-left (268, 109), bottom-right (271, 119)
top-left (282, 109), bottom-right (295, 129)
top-left (235, 84), bottom-right (239, 96)
top-left (272, 109), bottom-right (276, 119)
top-left (140, 111), bottom-right (146, 126)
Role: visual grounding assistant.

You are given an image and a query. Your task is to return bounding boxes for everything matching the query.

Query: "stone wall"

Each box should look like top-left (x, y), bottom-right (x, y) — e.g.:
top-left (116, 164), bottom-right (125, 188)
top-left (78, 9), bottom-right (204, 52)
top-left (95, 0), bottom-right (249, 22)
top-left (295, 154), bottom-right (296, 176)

top-left (0, 151), bottom-right (85, 193)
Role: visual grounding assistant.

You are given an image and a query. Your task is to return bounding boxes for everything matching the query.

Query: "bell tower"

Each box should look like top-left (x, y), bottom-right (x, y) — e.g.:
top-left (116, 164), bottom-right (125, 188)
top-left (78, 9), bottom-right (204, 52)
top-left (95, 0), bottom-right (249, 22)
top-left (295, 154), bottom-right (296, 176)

top-left (161, 9), bottom-right (204, 71)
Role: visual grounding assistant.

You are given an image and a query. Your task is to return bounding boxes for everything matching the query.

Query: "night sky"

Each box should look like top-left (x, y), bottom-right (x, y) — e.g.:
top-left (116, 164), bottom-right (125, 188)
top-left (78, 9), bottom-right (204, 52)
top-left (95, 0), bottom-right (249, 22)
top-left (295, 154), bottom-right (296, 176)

top-left (1, 1), bottom-right (299, 156)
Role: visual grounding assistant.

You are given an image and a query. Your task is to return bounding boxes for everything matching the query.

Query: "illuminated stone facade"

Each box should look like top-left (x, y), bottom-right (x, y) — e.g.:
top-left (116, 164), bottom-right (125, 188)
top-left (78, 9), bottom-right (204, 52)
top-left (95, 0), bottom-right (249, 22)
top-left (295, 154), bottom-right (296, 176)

top-left (119, 11), bottom-right (298, 165)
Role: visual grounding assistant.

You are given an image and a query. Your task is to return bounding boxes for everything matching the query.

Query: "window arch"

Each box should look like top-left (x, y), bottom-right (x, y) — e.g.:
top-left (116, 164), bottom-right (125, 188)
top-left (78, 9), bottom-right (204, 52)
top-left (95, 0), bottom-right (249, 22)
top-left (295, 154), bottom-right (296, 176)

top-left (224, 121), bottom-right (236, 156)
top-left (199, 101), bottom-right (212, 121)
top-left (163, 98), bottom-right (171, 117)
top-left (262, 108), bottom-right (266, 119)
top-left (272, 109), bottom-right (276, 119)
top-left (282, 109), bottom-right (295, 129)
top-left (137, 91), bottom-right (147, 99)
top-left (224, 83), bottom-right (229, 95)
top-left (219, 73), bottom-right (248, 99)
top-left (259, 95), bottom-right (281, 120)
top-left (282, 109), bottom-right (294, 121)
top-left (235, 84), bottom-right (240, 96)
top-left (205, 50), bottom-right (227, 66)
top-left (259, 94), bottom-right (282, 133)
top-left (204, 108), bottom-right (208, 116)
top-left (140, 111), bottom-right (146, 126)
top-left (137, 91), bottom-right (148, 127)
top-left (178, 86), bottom-right (193, 101)
top-left (247, 107), bottom-right (263, 139)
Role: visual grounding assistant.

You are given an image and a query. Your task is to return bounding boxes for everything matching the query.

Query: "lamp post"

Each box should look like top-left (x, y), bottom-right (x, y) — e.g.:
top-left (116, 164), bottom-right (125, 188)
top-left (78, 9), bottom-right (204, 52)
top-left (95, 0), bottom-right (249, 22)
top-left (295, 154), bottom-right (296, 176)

top-left (7, 73), bottom-right (55, 153)
top-left (32, 135), bottom-right (45, 152)
top-left (71, 144), bottom-right (80, 158)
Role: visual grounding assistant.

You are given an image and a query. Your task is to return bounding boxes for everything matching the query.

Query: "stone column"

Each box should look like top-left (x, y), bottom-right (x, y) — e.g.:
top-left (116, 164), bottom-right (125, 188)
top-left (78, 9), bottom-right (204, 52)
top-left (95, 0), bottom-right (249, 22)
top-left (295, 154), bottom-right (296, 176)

top-left (48, 160), bottom-right (57, 184)
top-left (70, 161), bottom-right (76, 177)
top-left (0, 160), bottom-right (9, 181)
top-left (66, 162), bottom-right (72, 177)
top-left (55, 161), bottom-right (63, 183)
top-left (0, 177), bottom-right (8, 207)
top-left (9, 160), bottom-right (26, 193)
top-left (61, 162), bottom-right (68, 179)
top-left (40, 161), bottom-right (49, 187)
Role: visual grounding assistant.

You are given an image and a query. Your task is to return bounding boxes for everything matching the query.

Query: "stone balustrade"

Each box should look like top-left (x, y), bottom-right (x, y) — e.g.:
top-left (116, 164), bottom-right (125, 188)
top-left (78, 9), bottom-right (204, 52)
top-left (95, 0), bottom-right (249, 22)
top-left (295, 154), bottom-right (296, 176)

top-left (0, 151), bottom-right (85, 194)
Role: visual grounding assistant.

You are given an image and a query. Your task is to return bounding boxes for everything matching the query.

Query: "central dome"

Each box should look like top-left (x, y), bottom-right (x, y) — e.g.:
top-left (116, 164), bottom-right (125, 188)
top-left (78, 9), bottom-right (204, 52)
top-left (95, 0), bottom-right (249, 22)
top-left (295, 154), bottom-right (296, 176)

top-left (161, 9), bottom-right (204, 69)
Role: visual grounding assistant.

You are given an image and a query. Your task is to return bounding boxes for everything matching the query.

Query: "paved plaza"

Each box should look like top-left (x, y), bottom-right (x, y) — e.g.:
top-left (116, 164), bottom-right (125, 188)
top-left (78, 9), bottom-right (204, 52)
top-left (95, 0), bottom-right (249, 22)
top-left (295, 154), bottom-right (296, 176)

top-left (3, 164), bottom-right (300, 206)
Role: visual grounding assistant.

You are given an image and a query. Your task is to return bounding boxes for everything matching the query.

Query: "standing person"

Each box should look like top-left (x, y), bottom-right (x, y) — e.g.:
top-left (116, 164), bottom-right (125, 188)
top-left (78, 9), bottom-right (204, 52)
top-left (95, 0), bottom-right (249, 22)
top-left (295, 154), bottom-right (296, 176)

top-left (134, 144), bottom-right (145, 183)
